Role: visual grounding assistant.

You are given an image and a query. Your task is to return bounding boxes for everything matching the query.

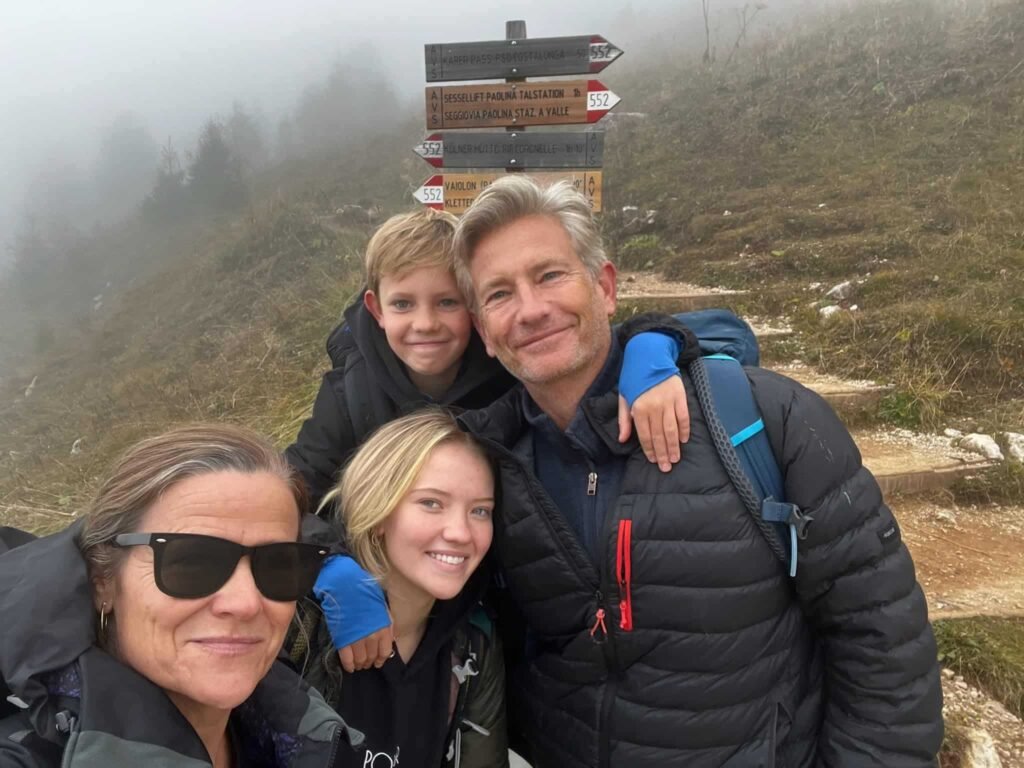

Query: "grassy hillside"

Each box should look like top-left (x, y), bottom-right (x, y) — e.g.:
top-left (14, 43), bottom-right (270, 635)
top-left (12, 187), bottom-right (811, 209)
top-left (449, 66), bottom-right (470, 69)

top-left (601, 0), bottom-right (1024, 431)
top-left (1, 0), bottom-right (1022, 529)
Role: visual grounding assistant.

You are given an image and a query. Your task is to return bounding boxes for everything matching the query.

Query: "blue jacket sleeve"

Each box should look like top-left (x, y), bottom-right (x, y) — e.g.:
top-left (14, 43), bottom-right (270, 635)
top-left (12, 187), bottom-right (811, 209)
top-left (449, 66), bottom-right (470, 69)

top-left (313, 555), bottom-right (391, 649)
top-left (619, 332), bottom-right (681, 407)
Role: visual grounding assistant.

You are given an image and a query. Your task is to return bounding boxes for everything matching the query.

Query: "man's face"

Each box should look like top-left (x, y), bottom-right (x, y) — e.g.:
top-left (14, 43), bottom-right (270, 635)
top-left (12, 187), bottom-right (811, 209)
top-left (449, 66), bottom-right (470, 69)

top-left (468, 214), bottom-right (616, 388)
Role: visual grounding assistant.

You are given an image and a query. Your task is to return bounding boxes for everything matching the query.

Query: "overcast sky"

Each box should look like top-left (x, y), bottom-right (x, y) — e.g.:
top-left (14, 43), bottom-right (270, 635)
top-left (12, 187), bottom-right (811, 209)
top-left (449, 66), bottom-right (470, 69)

top-left (1, 0), bottom-right (712, 250)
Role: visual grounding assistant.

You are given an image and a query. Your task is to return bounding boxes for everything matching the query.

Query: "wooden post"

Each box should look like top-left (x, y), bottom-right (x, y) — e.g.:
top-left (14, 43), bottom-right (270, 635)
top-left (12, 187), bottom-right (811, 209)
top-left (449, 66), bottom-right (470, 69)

top-left (506, 20), bottom-right (527, 172)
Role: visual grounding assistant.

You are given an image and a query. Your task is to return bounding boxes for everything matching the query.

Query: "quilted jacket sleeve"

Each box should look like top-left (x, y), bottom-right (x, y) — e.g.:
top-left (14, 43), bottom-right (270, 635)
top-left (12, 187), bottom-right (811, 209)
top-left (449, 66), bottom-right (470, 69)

top-left (750, 368), bottom-right (943, 767)
top-left (284, 369), bottom-right (358, 513)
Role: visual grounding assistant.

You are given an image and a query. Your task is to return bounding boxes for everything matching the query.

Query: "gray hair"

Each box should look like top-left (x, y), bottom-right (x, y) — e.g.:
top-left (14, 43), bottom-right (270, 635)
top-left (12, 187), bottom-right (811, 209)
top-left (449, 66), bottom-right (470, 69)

top-left (78, 423), bottom-right (307, 646)
top-left (453, 176), bottom-right (606, 309)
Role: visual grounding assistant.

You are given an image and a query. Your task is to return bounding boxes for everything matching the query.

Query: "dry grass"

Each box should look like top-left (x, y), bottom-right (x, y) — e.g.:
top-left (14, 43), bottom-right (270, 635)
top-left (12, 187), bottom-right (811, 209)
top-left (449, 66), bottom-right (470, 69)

top-left (601, 0), bottom-right (1024, 430)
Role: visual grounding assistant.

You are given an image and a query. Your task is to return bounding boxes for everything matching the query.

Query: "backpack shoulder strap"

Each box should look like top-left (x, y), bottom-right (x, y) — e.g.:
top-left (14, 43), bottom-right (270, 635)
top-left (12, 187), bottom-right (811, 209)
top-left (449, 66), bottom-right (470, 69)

top-left (692, 355), bottom-right (813, 577)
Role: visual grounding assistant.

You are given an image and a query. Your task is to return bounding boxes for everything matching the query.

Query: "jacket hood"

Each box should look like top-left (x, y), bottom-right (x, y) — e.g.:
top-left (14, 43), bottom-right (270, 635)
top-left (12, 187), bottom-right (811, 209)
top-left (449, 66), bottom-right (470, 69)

top-left (0, 521), bottom-right (95, 709)
top-left (327, 297), bottom-right (512, 407)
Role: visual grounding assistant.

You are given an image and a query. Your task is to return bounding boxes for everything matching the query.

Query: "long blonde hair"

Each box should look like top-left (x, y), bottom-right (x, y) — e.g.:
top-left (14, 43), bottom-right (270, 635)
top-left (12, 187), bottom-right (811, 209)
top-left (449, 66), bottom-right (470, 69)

top-left (322, 408), bottom-right (490, 578)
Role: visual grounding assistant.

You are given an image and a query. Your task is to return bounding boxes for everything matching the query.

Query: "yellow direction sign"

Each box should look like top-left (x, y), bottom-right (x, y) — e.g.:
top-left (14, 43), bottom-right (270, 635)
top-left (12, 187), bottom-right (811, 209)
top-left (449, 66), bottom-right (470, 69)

top-left (414, 172), bottom-right (603, 214)
top-left (425, 80), bottom-right (619, 130)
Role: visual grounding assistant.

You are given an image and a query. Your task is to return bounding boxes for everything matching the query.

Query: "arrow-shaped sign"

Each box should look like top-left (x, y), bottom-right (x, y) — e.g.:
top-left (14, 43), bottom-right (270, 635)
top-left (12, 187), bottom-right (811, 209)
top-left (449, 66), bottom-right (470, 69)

top-left (413, 131), bottom-right (605, 170)
top-left (425, 80), bottom-right (620, 130)
top-left (414, 172), bottom-right (603, 214)
top-left (424, 35), bottom-right (623, 82)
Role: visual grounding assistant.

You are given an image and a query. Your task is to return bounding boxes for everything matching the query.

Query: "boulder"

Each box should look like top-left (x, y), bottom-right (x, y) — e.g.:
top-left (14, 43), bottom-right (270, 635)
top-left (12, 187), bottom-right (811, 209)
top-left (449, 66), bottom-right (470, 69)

top-left (825, 280), bottom-right (854, 300)
top-left (962, 728), bottom-right (1002, 768)
top-left (1003, 432), bottom-right (1024, 463)
top-left (960, 433), bottom-right (1004, 461)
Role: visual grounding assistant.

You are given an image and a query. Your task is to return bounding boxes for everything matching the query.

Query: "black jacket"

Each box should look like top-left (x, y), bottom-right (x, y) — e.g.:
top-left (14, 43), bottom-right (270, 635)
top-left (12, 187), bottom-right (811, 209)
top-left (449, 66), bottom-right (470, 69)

top-left (291, 566), bottom-right (508, 768)
top-left (0, 524), bottom-right (362, 767)
top-left (285, 299), bottom-right (515, 509)
top-left (459, 364), bottom-right (943, 768)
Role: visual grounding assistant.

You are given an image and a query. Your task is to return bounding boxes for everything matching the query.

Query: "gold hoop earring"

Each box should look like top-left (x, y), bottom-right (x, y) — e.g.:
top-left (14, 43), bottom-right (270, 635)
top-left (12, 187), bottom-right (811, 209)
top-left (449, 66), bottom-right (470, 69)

top-left (99, 602), bottom-right (109, 633)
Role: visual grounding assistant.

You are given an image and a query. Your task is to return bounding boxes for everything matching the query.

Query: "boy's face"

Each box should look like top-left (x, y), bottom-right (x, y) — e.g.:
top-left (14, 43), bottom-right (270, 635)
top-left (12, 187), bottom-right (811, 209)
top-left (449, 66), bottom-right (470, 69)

top-left (365, 265), bottom-right (472, 394)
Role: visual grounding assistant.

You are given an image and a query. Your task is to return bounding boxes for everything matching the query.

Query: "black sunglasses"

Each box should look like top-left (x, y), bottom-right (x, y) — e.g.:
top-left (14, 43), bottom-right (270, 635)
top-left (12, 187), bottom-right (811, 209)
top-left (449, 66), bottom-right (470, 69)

top-left (113, 533), bottom-right (329, 602)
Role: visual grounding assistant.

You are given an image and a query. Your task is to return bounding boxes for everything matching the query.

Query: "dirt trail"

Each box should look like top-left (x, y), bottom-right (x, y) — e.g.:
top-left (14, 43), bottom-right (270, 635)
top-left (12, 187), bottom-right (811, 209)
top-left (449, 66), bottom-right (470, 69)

top-left (896, 497), bottom-right (1024, 620)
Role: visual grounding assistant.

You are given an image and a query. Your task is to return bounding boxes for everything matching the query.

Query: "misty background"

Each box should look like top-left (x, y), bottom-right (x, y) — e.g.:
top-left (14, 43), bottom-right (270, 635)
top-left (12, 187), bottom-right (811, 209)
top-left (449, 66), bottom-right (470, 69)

top-left (1, 0), bottom-right (834, 257)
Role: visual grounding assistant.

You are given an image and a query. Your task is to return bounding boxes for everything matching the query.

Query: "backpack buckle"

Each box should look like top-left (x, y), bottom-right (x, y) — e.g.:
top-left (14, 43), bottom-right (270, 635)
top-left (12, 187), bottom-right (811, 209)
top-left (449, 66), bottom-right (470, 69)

top-left (762, 500), bottom-right (812, 540)
top-left (452, 653), bottom-right (479, 684)
top-left (788, 506), bottom-right (813, 540)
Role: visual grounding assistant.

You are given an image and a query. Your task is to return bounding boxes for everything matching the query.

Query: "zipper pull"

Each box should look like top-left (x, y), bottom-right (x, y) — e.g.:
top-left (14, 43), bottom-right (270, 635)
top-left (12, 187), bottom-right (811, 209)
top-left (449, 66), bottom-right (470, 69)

top-left (589, 607), bottom-right (608, 640)
top-left (587, 471), bottom-right (598, 496)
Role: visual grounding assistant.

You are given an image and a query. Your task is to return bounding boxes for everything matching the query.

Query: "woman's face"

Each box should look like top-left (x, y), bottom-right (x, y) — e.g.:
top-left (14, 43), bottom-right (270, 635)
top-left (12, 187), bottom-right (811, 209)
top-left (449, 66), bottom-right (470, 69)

top-left (96, 470), bottom-right (299, 715)
top-left (380, 441), bottom-right (494, 602)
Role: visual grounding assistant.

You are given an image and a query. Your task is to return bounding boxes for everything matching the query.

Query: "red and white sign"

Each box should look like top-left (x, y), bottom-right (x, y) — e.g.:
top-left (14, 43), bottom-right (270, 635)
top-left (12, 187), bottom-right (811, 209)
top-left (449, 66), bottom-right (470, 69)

top-left (412, 175), bottom-right (445, 209)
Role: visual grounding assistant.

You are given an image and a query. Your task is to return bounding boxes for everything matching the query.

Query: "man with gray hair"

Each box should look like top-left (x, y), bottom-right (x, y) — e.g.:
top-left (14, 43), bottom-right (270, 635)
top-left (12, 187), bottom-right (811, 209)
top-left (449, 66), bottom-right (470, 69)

top-left (452, 175), bottom-right (943, 767)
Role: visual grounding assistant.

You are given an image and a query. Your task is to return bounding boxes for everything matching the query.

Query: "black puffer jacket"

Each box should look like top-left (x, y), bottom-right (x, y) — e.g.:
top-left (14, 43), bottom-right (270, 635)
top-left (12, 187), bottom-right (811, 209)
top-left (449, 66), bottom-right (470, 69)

top-left (459, 366), bottom-right (943, 768)
top-left (285, 298), bottom-right (515, 508)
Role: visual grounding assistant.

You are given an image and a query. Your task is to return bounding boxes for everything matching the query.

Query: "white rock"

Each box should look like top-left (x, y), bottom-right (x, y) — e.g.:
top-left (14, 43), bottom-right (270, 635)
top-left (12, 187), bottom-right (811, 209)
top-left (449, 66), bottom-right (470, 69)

top-left (819, 305), bottom-right (842, 321)
top-left (944, 428), bottom-right (964, 439)
top-left (850, 304), bottom-right (859, 311)
top-left (825, 280), bottom-right (854, 300)
top-left (24, 376), bottom-right (38, 398)
top-left (1003, 432), bottom-right (1024, 463)
top-left (935, 509), bottom-right (957, 525)
top-left (817, 203), bottom-right (827, 208)
top-left (621, 205), bottom-right (639, 213)
top-left (808, 282), bottom-right (823, 291)
top-left (70, 438), bottom-right (83, 456)
top-left (960, 433), bottom-right (1004, 461)
top-left (963, 728), bottom-right (1002, 768)
top-left (723, 210), bottom-right (732, 217)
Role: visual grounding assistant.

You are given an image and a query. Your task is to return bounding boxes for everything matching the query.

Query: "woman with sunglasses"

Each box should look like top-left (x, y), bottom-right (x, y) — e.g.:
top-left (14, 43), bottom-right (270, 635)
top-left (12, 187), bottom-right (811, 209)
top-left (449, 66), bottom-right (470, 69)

top-left (292, 408), bottom-right (507, 768)
top-left (0, 424), bottom-right (361, 767)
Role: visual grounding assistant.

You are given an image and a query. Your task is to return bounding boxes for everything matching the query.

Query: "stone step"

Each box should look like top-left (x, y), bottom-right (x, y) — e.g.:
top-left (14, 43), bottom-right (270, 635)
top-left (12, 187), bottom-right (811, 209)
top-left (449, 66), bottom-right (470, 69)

top-left (853, 429), bottom-right (996, 496)
top-left (774, 363), bottom-right (889, 419)
top-left (617, 271), bottom-right (746, 313)
top-left (618, 292), bottom-right (746, 313)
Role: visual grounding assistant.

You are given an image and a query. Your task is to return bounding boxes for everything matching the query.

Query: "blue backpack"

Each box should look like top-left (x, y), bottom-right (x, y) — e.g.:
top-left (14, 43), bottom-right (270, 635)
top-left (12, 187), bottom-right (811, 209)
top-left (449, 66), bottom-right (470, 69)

top-left (677, 310), bottom-right (813, 577)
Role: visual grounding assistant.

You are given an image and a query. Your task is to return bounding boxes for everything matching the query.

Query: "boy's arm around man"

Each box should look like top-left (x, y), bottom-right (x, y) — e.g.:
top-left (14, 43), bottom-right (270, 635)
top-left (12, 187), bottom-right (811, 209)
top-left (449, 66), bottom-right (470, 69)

top-left (750, 367), bottom-right (944, 766)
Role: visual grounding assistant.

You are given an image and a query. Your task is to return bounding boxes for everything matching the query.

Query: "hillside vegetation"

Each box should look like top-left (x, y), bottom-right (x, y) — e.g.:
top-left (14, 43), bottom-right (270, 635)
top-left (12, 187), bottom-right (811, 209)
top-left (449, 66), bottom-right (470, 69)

top-left (604, 0), bottom-right (1024, 432)
top-left (1, 0), bottom-right (1022, 525)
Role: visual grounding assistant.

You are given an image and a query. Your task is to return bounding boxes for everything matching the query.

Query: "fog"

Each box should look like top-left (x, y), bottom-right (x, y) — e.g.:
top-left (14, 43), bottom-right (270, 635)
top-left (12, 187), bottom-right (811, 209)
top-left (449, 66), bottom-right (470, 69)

top-left (3, 0), bottom-right (688, 253)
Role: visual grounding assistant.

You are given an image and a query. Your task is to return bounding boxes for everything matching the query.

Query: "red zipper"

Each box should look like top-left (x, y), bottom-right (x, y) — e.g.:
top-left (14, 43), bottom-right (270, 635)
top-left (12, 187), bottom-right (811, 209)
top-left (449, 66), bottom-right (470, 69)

top-left (616, 520), bottom-right (634, 631)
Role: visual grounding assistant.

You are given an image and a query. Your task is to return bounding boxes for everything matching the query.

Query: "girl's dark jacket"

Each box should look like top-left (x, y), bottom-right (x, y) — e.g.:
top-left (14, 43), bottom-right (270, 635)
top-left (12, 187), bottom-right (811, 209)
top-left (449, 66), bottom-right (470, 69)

top-left (0, 523), bottom-right (362, 767)
top-left (289, 566), bottom-right (508, 768)
top-left (458, 355), bottom-right (944, 767)
top-left (284, 298), bottom-right (515, 510)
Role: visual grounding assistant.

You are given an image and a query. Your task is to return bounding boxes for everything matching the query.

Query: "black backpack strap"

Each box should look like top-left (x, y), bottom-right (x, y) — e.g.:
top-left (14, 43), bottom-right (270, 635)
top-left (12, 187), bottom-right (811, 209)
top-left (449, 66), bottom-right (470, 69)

top-left (688, 357), bottom-right (803, 571)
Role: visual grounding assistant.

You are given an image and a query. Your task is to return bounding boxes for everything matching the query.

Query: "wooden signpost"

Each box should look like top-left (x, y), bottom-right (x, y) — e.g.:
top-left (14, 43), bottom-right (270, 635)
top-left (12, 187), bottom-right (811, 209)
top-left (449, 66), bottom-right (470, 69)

top-left (425, 80), bottom-right (620, 129)
top-left (414, 171), bottom-right (604, 213)
top-left (413, 131), bottom-right (604, 169)
top-left (424, 35), bottom-right (622, 82)
top-left (414, 21), bottom-right (622, 213)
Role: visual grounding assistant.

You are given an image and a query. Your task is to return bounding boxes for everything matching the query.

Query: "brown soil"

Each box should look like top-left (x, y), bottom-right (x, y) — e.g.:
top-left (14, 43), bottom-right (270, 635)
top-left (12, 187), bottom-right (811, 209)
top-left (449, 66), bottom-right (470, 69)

top-left (893, 497), bottom-right (1024, 620)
